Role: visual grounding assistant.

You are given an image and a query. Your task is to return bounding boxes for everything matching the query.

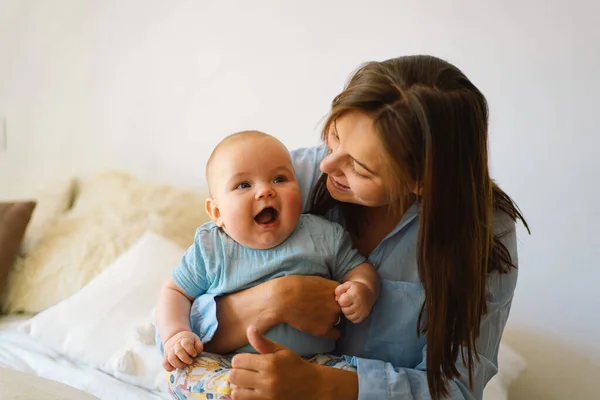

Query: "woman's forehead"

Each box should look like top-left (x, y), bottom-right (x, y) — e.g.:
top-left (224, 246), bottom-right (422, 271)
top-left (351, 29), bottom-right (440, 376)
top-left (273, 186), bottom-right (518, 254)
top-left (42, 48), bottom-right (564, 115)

top-left (335, 112), bottom-right (384, 171)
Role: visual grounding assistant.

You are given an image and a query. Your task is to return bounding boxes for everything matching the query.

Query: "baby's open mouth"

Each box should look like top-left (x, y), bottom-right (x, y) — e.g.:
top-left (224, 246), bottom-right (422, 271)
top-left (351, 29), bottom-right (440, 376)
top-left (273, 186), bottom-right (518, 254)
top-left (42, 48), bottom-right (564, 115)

top-left (254, 207), bottom-right (279, 225)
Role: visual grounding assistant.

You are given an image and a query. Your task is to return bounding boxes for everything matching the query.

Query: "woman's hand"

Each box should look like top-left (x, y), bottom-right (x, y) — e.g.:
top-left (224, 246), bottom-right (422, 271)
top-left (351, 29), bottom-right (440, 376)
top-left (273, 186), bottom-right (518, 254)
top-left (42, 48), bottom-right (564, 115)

top-left (229, 326), bottom-right (323, 400)
top-left (273, 275), bottom-right (342, 340)
top-left (229, 326), bottom-right (359, 400)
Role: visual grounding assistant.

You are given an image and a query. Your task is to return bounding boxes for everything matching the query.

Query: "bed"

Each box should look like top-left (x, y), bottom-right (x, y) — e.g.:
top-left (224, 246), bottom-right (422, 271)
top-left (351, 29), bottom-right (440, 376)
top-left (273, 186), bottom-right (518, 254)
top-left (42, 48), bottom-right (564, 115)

top-left (0, 315), bottom-right (167, 400)
top-left (0, 171), bottom-right (526, 399)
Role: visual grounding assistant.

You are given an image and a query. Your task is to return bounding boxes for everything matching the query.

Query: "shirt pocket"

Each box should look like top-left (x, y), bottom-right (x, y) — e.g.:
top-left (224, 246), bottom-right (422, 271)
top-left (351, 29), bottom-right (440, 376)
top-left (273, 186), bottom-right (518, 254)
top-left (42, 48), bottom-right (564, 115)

top-left (363, 279), bottom-right (427, 368)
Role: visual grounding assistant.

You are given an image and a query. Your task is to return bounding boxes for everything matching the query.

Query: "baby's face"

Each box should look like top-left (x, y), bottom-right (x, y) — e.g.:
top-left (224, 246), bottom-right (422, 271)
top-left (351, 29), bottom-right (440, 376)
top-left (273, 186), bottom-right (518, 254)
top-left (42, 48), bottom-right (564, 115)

top-left (208, 136), bottom-right (302, 249)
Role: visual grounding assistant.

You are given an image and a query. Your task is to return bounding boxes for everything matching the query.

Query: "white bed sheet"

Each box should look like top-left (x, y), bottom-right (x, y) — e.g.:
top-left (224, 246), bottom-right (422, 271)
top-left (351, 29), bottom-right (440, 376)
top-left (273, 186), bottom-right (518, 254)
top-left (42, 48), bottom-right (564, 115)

top-left (0, 315), bottom-right (522, 400)
top-left (0, 315), bottom-right (168, 400)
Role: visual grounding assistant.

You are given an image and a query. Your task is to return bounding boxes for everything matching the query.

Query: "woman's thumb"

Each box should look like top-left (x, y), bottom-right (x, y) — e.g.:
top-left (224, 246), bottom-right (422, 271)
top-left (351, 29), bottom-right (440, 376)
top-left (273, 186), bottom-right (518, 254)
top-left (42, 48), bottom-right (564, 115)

top-left (247, 325), bottom-right (281, 354)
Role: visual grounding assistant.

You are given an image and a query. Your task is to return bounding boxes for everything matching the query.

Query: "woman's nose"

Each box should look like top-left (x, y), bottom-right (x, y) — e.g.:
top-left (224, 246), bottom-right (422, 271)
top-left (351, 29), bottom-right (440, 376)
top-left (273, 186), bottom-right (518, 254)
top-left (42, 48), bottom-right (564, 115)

top-left (320, 150), bottom-right (342, 175)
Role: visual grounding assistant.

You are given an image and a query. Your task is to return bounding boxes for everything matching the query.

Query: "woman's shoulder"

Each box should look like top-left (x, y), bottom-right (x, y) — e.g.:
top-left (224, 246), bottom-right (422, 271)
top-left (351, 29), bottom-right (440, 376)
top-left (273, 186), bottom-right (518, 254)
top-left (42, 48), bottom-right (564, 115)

top-left (491, 209), bottom-right (519, 270)
top-left (290, 145), bottom-right (328, 180)
top-left (487, 209), bottom-right (521, 305)
top-left (290, 145), bottom-right (329, 212)
top-left (492, 208), bottom-right (517, 236)
top-left (290, 144), bottom-right (328, 165)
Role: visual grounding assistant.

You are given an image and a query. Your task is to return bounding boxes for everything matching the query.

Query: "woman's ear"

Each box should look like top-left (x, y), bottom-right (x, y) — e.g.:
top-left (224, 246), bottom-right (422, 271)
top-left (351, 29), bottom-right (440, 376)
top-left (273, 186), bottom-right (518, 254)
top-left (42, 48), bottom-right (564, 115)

top-left (205, 197), bottom-right (224, 227)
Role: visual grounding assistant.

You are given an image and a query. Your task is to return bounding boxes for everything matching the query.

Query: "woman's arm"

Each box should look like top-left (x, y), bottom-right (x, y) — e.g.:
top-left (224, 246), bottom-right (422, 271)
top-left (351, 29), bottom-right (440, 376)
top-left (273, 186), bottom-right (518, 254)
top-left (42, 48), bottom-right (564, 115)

top-left (229, 295), bottom-right (511, 400)
top-left (203, 279), bottom-right (279, 353)
top-left (317, 365), bottom-right (359, 400)
top-left (204, 275), bottom-right (342, 353)
top-left (229, 326), bottom-right (358, 400)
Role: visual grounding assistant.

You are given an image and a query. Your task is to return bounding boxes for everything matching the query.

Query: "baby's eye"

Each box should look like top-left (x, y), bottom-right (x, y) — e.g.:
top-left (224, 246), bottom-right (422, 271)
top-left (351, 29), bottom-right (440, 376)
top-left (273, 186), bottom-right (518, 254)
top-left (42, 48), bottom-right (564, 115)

top-left (273, 176), bottom-right (287, 184)
top-left (236, 182), bottom-right (251, 190)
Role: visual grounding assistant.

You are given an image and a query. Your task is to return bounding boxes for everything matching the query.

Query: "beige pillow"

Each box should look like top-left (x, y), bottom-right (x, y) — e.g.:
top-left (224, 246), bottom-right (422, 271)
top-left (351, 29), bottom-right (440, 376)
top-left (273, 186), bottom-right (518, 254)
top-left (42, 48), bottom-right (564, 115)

top-left (1, 170), bottom-right (209, 314)
top-left (20, 177), bottom-right (77, 255)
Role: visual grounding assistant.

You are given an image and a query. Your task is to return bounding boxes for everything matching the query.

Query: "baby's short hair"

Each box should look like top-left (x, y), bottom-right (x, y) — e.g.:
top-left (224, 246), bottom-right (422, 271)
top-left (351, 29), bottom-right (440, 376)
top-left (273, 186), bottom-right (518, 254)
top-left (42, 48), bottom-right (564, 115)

top-left (205, 130), bottom-right (273, 193)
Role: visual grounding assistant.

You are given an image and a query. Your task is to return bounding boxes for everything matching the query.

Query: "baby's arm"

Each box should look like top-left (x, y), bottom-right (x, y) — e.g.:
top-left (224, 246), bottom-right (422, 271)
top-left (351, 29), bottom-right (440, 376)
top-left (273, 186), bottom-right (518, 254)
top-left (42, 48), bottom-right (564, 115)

top-left (156, 277), bottom-right (204, 371)
top-left (335, 263), bottom-right (380, 323)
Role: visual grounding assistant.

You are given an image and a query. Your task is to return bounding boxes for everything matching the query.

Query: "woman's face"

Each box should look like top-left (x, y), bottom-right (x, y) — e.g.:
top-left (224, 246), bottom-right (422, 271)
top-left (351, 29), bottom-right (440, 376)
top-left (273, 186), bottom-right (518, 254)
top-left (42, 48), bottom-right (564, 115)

top-left (320, 111), bottom-right (395, 207)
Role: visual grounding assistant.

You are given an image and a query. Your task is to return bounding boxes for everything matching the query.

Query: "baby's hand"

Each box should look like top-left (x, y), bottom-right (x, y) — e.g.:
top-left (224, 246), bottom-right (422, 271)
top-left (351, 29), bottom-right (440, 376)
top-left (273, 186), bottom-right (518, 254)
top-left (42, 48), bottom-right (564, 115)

top-left (162, 331), bottom-right (204, 371)
top-left (335, 281), bottom-right (376, 323)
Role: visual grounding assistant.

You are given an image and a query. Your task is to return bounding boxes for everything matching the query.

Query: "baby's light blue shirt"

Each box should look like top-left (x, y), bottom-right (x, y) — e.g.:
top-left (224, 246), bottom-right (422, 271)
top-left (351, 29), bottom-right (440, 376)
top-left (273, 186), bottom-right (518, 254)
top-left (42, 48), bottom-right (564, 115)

top-left (171, 213), bottom-right (366, 356)
top-left (193, 145), bottom-right (521, 400)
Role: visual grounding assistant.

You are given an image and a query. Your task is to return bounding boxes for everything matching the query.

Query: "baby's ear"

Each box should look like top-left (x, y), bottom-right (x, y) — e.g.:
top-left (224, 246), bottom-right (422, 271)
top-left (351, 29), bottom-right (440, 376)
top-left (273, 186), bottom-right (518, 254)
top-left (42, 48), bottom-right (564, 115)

top-left (205, 197), bottom-right (224, 227)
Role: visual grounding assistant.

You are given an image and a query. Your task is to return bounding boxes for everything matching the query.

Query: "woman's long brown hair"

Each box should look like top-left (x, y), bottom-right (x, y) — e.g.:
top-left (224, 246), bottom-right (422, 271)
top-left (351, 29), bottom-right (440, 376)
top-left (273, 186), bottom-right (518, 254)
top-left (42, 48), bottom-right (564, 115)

top-left (309, 55), bottom-right (529, 399)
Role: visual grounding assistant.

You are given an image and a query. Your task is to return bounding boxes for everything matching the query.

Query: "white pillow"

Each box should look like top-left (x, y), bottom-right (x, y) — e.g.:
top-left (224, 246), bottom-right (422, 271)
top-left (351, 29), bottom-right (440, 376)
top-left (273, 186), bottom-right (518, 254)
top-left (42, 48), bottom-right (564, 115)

top-left (20, 231), bottom-right (185, 391)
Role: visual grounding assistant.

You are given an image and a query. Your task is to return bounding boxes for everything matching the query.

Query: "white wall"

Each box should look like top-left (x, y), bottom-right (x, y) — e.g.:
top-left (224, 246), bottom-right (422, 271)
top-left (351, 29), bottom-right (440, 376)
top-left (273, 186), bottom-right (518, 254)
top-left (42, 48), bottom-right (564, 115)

top-left (1, 1), bottom-right (598, 398)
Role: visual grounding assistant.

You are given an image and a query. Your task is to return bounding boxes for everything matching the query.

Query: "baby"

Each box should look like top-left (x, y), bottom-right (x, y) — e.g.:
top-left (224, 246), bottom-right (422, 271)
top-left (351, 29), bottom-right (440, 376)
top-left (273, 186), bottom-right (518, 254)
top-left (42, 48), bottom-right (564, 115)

top-left (156, 131), bottom-right (379, 393)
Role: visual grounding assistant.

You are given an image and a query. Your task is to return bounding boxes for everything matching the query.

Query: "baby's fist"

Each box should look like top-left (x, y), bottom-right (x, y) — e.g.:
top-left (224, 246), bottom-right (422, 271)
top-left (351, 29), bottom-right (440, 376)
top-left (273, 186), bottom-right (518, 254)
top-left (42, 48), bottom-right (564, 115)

top-left (335, 281), bottom-right (375, 323)
top-left (162, 331), bottom-right (203, 371)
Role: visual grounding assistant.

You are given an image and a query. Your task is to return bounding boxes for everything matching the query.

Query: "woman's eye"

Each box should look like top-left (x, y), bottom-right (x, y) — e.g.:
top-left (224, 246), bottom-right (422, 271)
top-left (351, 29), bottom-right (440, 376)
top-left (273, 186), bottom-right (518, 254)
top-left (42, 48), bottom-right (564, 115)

top-left (236, 182), bottom-right (251, 189)
top-left (351, 162), bottom-right (369, 179)
top-left (273, 176), bottom-right (286, 184)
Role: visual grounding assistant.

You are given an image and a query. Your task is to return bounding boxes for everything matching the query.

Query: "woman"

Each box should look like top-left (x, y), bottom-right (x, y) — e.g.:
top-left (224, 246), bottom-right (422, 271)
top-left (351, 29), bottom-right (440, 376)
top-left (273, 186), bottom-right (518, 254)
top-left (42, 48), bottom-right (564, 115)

top-left (185, 55), bottom-right (528, 400)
